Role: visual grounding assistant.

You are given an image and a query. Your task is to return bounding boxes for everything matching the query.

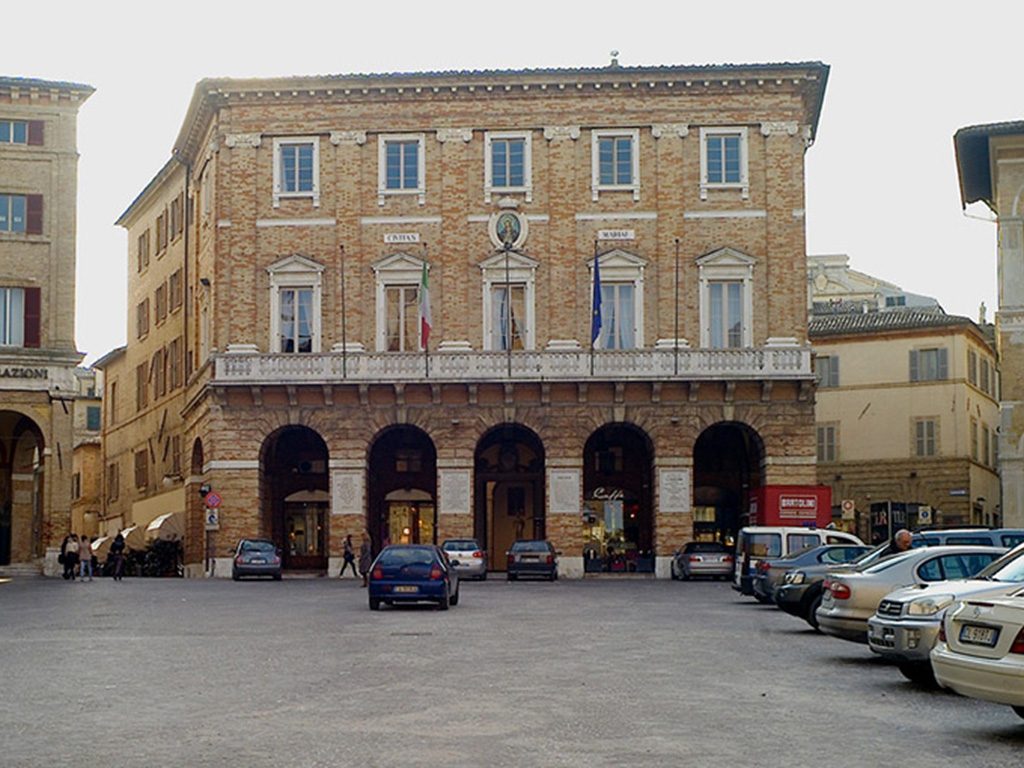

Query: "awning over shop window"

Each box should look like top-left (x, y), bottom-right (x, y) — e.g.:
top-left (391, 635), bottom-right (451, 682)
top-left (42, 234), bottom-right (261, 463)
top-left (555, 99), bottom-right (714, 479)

top-left (121, 525), bottom-right (146, 551)
top-left (145, 511), bottom-right (184, 543)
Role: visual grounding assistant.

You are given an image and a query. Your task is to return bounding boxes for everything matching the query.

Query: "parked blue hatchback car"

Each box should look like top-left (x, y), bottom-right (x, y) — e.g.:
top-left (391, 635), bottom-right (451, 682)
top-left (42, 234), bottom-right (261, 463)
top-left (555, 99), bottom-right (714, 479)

top-left (367, 544), bottom-right (460, 611)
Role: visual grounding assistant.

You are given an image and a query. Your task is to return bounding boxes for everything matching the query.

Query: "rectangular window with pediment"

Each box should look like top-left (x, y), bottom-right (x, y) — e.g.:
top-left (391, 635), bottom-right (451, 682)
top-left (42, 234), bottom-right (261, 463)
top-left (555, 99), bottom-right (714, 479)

top-left (278, 287), bottom-right (314, 353)
top-left (490, 284), bottom-right (528, 351)
top-left (384, 285), bottom-right (420, 352)
top-left (697, 248), bottom-right (754, 349)
top-left (268, 255), bottom-right (323, 354)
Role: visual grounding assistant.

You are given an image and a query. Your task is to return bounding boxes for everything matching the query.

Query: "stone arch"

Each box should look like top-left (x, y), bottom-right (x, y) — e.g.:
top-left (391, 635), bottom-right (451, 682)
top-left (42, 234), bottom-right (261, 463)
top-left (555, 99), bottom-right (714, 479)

top-left (366, 424), bottom-right (438, 549)
top-left (692, 420), bottom-right (765, 542)
top-left (0, 411), bottom-right (45, 565)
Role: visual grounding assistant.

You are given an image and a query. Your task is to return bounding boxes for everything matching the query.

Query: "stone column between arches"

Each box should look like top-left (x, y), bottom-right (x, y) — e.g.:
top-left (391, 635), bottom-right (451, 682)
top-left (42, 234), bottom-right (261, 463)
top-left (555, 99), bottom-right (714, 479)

top-left (546, 457), bottom-right (584, 578)
top-left (653, 456), bottom-right (694, 579)
top-left (328, 458), bottom-right (367, 578)
top-left (437, 459), bottom-right (473, 543)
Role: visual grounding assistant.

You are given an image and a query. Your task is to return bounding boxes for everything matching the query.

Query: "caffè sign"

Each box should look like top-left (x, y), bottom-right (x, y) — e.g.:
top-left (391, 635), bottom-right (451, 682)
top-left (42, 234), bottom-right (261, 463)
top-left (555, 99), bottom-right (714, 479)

top-left (0, 367), bottom-right (47, 379)
top-left (591, 487), bottom-right (625, 500)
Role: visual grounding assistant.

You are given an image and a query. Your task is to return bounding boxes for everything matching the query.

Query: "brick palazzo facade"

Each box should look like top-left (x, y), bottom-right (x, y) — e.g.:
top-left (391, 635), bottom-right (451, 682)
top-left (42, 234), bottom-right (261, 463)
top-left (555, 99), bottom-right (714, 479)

top-left (0, 77), bottom-right (93, 573)
top-left (113, 61), bottom-right (829, 577)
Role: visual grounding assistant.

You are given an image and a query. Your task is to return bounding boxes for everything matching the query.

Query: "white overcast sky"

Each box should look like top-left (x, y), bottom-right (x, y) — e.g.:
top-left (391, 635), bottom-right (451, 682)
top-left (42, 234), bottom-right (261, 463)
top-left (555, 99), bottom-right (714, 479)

top-left (6, 1), bottom-right (1019, 362)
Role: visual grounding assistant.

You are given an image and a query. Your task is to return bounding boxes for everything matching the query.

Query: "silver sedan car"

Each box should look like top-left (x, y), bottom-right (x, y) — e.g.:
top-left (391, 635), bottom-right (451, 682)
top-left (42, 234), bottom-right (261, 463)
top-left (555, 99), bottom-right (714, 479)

top-left (817, 546), bottom-right (1004, 643)
top-left (867, 543), bottom-right (1024, 683)
top-left (671, 541), bottom-right (734, 580)
top-left (441, 538), bottom-right (487, 580)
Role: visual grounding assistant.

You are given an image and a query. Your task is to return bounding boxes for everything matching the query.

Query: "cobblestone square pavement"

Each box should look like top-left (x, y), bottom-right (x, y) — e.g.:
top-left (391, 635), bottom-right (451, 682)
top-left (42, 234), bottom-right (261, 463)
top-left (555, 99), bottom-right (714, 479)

top-left (2, 576), bottom-right (1023, 767)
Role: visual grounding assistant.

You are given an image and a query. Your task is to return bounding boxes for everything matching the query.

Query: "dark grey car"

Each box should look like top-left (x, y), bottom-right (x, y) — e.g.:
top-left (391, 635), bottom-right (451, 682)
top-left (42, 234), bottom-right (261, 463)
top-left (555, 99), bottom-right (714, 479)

top-left (232, 539), bottom-right (283, 581)
top-left (506, 540), bottom-right (558, 581)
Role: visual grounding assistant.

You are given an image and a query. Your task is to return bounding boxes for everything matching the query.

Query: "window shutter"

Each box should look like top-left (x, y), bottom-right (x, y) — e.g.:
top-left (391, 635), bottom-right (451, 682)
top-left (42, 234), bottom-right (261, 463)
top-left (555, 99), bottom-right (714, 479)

top-left (27, 120), bottom-right (44, 146)
top-left (832, 356), bottom-right (840, 387)
top-left (23, 287), bottom-right (41, 347)
top-left (937, 348), bottom-right (948, 379)
top-left (26, 195), bottom-right (43, 234)
top-left (909, 350), bottom-right (919, 382)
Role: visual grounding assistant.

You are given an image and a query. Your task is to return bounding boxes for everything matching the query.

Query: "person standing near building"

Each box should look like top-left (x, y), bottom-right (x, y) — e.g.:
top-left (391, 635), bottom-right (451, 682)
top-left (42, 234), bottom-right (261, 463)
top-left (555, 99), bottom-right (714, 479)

top-left (339, 534), bottom-right (358, 579)
top-left (65, 534), bottom-right (80, 581)
top-left (358, 534), bottom-right (373, 587)
top-left (79, 536), bottom-right (93, 581)
top-left (60, 534), bottom-right (74, 580)
top-left (109, 532), bottom-right (126, 581)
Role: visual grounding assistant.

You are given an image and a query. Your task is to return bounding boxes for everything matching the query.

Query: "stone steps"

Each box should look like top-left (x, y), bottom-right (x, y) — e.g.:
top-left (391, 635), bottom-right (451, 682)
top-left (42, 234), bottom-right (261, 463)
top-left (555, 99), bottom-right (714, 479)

top-left (0, 563), bottom-right (42, 577)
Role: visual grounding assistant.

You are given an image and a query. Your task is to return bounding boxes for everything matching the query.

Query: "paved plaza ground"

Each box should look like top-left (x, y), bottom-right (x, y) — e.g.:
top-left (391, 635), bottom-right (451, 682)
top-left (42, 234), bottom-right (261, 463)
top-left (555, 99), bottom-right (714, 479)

top-left (1, 575), bottom-right (1022, 767)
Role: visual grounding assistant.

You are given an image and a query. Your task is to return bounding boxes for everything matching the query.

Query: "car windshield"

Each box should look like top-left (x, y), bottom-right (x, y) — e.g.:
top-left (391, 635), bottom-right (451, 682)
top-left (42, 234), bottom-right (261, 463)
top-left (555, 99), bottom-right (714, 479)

top-left (241, 540), bottom-right (275, 552)
top-left (378, 547), bottom-right (436, 566)
top-left (684, 542), bottom-right (726, 553)
top-left (512, 541), bottom-right (550, 552)
top-left (443, 540), bottom-right (479, 551)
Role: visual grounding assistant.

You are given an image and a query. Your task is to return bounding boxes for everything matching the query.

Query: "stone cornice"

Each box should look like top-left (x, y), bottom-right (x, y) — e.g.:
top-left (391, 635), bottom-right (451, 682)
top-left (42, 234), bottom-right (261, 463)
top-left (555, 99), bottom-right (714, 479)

top-left (759, 121), bottom-right (799, 136)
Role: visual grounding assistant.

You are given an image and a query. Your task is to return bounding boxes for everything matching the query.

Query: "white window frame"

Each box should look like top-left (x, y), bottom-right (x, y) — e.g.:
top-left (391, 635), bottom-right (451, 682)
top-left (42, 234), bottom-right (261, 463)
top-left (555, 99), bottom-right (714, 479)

top-left (484, 131), bottom-right (532, 203)
top-left (267, 255), bottom-right (324, 354)
top-left (479, 250), bottom-right (539, 351)
top-left (372, 253), bottom-right (429, 352)
top-left (699, 126), bottom-right (749, 201)
top-left (696, 247), bottom-right (755, 348)
top-left (591, 129), bottom-right (640, 202)
top-left (588, 249), bottom-right (646, 349)
top-left (272, 137), bottom-right (320, 209)
top-left (0, 286), bottom-right (25, 346)
top-left (378, 133), bottom-right (426, 206)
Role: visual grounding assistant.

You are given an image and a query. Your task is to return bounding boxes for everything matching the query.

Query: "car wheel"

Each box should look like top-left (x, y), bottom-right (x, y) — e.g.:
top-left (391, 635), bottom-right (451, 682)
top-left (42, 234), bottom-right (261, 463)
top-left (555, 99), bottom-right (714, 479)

top-left (369, 597), bottom-right (381, 611)
top-left (450, 586), bottom-right (460, 606)
top-left (682, 569), bottom-right (691, 581)
top-left (479, 572), bottom-right (487, 581)
top-left (1013, 706), bottom-right (1024, 721)
top-left (507, 573), bottom-right (515, 582)
top-left (755, 592), bottom-right (772, 604)
top-left (898, 661), bottom-right (936, 687)
top-left (805, 592), bottom-right (823, 631)
top-left (232, 573), bottom-right (240, 582)
top-left (670, 564), bottom-right (679, 581)
top-left (437, 591), bottom-right (450, 611)
top-left (273, 573), bottom-right (282, 581)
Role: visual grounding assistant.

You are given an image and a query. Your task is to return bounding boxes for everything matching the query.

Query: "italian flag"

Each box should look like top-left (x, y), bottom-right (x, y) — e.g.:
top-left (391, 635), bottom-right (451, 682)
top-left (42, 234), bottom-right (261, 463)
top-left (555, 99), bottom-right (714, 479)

top-left (419, 262), bottom-right (432, 350)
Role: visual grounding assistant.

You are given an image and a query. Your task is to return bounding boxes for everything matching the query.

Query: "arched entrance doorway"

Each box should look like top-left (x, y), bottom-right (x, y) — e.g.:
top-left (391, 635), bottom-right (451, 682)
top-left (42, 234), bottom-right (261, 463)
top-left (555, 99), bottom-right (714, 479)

top-left (582, 424), bottom-right (654, 573)
top-left (692, 421), bottom-right (764, 544)
top-left (474, 424), bottom-right (545, 571)
top-left (260, 426), bottom-right (329, 572)
top-left (0, 411), bottom-right (44, 565)
top-left (367, 426), bottom-right (437, 550)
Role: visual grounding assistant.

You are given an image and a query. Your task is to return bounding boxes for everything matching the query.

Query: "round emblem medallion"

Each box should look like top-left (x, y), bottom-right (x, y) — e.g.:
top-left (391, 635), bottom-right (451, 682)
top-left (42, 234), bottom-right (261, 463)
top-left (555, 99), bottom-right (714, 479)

top-left (488, 211), bottom-right (528, 249)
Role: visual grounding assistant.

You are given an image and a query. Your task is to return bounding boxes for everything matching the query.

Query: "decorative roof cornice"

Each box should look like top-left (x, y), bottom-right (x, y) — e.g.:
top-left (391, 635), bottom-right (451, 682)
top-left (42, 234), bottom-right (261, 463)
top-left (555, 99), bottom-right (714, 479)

top-left (171, 61), bottom-right (829, 164)
top-left (0, 76), bottom-right (95, 104)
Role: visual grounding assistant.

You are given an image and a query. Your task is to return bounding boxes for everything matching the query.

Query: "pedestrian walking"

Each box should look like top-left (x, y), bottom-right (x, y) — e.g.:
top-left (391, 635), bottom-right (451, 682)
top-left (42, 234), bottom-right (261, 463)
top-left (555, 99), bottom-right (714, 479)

top-left (60, 534), bottom-right (74, 580)
top-left (110, 532), bottom-right (126, 581)
top-left (339, 534), bottom-right (358, 579)
top-left (66, 534), bottom-right (80, 581)
top-left (79, 536), bottom-right (94, 581)
top-left (358, 534), bottom-right (372, 587)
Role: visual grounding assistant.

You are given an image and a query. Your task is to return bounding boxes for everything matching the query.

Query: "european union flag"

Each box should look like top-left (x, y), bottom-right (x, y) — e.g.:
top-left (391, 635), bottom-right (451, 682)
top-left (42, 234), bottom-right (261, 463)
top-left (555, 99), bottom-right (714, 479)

top-left (591, 253), bottom-right (603, 346)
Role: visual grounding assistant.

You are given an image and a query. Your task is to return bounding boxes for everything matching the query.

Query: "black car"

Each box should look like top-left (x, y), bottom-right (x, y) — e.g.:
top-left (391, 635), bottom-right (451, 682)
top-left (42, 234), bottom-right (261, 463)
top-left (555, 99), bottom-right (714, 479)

top-left (232, 539), bottom-right (283, 581)
top-left (506, 540), bottom-right (558, 581)
top-left (751, 544), bottom-right (871, 603)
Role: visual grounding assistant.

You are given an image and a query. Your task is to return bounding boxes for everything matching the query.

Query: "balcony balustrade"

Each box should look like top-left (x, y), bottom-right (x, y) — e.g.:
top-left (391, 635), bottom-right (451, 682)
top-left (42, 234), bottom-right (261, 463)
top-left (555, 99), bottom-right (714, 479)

top-left (212, 345), bottom-right (812, 385)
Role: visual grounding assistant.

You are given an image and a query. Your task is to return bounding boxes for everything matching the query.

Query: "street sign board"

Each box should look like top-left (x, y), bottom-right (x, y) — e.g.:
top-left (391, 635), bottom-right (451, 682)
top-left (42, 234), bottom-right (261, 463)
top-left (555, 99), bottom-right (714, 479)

top-left (205, 491), bottom-right (222, 508)
top-left (204, 508), bottom-right (220, 531)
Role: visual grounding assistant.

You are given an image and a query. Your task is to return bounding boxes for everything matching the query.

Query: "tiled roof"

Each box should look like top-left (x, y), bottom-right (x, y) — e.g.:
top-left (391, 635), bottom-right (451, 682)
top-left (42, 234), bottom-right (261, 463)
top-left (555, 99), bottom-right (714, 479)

top-left (809, 310), bottom-right (974, 338)
top-left (0, 76), bottom-right (94, 92)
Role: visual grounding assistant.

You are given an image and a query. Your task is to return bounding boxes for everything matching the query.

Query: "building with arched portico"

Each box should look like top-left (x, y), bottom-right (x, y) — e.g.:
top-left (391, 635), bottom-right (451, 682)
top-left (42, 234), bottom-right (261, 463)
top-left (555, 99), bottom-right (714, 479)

top-left (109, 61), bottom-right (828, 577)
top-left (0, 77), bottom-right (93, 574)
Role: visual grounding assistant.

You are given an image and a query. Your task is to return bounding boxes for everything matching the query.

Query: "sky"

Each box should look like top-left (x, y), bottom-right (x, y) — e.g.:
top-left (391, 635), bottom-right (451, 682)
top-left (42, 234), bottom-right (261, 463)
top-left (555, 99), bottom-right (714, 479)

top-left (5, 1), bottom-right (1019, 363)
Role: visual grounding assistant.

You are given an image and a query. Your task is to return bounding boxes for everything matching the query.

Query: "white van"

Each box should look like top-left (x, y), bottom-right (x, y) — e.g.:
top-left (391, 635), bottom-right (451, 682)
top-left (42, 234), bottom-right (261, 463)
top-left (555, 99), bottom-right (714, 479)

top-left (732, 526), bottom-right (863, 596)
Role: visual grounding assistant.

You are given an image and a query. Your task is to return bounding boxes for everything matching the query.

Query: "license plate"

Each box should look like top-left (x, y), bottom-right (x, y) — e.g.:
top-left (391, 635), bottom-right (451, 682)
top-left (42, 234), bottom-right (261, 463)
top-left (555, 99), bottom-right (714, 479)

top-left (250, 558), bottom-right (265, 564)
top-left (394, 585), bottom-right (418, 594)
top-left (959, 624), bottom-right (998, 647)
top-left (522, 556), bottom-right (538, 561)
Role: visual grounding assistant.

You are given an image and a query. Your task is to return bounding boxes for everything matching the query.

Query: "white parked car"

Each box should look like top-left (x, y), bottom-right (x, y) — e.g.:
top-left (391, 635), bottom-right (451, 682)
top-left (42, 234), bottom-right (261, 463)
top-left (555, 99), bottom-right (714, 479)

top-left (932, 591), bottom-right (1024, 721)
top-left (868, 543), bottom-right (1024, 684)
top-left (817, 546), bottom-right (1005, 643)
